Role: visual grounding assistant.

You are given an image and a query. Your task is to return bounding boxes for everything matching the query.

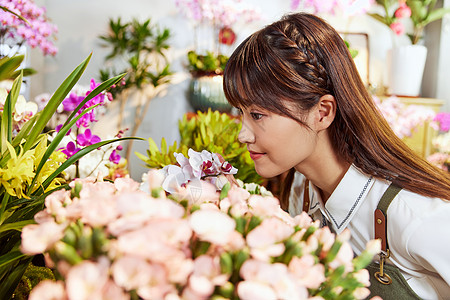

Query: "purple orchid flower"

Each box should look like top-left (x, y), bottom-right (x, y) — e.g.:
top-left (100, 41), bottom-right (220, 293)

top-left (55, 124), bottom-right (71, 136)
top-left (109, 149), bottom-right (121, 164)
top-left (61, 141), bottom-right (80, 158)
top-left (62, 92), bottom-right (84, 111)
top-left (77, 129), bottom-right (101, 147)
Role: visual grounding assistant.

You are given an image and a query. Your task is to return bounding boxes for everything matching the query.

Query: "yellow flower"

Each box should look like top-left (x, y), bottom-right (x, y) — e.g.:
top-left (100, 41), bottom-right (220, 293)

top-left (32, 149), bottom-right (67, 193)
top-left (0, 136), bottom-right (67, 198)
top-left (0, 142), bottom-right (36, 199)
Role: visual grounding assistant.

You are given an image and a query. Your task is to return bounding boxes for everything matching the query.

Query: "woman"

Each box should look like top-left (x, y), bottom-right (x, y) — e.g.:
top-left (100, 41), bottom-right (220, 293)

top-left (223, 12), bottom-right (450, 299)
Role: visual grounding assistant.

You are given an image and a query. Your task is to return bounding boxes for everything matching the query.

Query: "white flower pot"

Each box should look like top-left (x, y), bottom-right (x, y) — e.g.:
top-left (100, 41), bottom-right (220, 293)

top-left (387, 45), bottom-right (428, 97)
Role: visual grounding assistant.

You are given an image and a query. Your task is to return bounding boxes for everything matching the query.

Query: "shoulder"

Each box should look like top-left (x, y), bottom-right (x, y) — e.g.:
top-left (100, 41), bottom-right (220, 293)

top-left (388, 188), bottom-right (449, 230)
top-left (386, 187), bottom-right (450, 270)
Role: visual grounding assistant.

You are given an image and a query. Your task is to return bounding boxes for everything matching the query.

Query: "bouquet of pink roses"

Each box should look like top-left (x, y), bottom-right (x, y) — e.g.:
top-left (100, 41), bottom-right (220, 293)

top-left (21, 150), bottom-right (381, 300)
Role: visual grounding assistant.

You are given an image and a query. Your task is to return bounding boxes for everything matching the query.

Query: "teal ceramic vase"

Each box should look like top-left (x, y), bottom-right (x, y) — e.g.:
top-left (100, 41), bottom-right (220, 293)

top-left (188, 74), bottom-right (232, 113)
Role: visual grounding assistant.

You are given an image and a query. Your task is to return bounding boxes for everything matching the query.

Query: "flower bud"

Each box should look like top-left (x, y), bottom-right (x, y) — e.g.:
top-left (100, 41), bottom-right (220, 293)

top-left (54, 241), bottom-right (83, 265)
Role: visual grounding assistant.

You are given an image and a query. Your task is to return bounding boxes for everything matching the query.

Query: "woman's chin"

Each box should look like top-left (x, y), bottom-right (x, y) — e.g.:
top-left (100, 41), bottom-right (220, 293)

top-left (255, 166), bottom-right (284, 179)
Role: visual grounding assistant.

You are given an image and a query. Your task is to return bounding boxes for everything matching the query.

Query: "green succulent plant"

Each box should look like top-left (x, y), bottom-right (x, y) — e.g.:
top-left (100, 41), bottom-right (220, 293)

top-left (136, 109), bottom-right (262, 184)
top-left (186, 50), bottom-right (229, 77)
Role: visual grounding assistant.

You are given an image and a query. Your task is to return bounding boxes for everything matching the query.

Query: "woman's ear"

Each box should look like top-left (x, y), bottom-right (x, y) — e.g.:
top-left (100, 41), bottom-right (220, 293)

top-left (316, 94), bottom-right (336, 130)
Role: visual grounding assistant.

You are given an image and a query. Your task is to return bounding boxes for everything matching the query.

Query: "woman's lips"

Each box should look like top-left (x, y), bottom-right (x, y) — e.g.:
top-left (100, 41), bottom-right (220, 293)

top-left (248, 150), bottom-right (265, 160)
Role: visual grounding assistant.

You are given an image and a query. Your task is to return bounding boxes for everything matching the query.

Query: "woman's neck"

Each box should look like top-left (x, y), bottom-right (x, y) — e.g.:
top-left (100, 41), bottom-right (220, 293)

top-left (295, 133), bottom-right (350, 203)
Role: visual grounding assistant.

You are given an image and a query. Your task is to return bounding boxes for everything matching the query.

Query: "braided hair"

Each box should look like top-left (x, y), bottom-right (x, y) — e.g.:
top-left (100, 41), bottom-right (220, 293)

top-left (223, 13), bottom-right (450, 208)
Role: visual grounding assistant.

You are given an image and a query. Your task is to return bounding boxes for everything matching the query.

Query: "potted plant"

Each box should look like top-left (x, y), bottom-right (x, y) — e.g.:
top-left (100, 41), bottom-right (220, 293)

top-left (368, 0), bottom-right (450, 96)
top-left (174, 0), bottom-right (261, 113)
top-left (186, 48), bottom-right (233, 113)
top-left (97, 17), bottom-right (173, 165)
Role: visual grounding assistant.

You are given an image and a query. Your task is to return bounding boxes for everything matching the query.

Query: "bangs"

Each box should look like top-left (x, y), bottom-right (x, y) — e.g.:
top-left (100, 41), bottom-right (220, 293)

top-left (223, 34), bottom-right (295, 115)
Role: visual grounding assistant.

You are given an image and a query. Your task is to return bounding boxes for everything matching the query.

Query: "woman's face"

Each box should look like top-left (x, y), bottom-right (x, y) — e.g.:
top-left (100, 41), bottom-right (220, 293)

top-left (238, 104), bottom-right (319, 178)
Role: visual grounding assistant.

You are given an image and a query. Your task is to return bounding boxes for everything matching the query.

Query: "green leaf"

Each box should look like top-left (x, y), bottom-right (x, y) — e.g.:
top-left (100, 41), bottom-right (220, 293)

top-left (0, 220), bottom-right (35, 234)
top-left (0, 72), bottom-right (22, 154)
top-left (147, 137), bottom-right (159, 155)
top-left (10, 67), bottom-right (37, 79)
top-left (424, 7), bottom-right (450, 26)
top-left (161, 138), bottom-right (167, 155)
top-left (0, 251), bottom-right (26, 269)
top-left (219, 182), bottom-right (231, 200)
top-left (0, 55), bottom-right (24, 81)
top-left (367, 13), bottom-right (391, 26)
top-left (0, 256), bottom-right (32, 300)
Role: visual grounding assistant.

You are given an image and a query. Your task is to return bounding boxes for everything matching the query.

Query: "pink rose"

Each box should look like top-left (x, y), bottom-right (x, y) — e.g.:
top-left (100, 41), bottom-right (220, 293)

top-left (390, 22), bottom-right (405, 35)
top-left (394, 4), bottom-right (411, 18)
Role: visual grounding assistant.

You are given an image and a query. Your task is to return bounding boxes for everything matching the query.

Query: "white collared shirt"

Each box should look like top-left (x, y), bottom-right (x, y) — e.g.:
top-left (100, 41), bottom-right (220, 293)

top-left (289, 164), bottom-right (450, 300)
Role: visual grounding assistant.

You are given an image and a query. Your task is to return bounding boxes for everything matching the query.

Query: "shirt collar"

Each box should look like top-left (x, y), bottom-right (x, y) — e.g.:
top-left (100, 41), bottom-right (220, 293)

top-left (317, 164), bottom-right (374, 234)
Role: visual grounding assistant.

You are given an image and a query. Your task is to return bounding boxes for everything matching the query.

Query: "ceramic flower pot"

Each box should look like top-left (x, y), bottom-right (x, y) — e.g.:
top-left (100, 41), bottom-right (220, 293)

top-left (188, 74), bottom-right (232, 113)
top-left (387, 45), bottom-right (428, 97)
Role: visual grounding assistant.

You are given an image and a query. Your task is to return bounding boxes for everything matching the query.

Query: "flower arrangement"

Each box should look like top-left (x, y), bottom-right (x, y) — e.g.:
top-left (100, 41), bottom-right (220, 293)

top-left (175, 0), bottom-right (261, 76)
top-left (368, 0), bottom-right (450, 44)
top-left (0, 55), bottom-right (141, 299)
top-left (0, 0), bottom-right (58, 57)
top-left (373, 95), bottom-right (436, 139)
top-left (22, 157), bottom-right (381, 299)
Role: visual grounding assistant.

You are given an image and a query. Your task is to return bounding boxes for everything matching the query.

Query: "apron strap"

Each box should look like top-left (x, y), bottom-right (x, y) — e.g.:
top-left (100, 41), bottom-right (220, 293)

top-left (375, 183), bottom-right (402, 252)
top-left (302, 179), bottom-right (310, 212)
top-left (373, 182), bottom-right (402, 285)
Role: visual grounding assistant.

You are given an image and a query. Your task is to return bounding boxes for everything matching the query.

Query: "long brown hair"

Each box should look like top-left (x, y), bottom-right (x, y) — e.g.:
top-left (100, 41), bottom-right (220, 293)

top-left (223, 12), bottom-right (449, 206)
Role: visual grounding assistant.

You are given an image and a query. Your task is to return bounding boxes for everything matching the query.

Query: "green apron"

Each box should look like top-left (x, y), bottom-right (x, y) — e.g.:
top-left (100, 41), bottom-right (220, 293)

top-left (366, 183), bottom-right (422, 300)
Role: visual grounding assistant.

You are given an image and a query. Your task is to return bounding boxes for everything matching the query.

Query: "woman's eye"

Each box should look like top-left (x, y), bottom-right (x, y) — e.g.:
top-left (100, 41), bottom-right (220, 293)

top-left (250, 112), bottom-right (263, 120)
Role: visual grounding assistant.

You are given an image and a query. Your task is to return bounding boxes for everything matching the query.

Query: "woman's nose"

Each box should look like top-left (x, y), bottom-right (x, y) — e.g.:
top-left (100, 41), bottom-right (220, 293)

top-left (238, 121), bottom-right (255, 144)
